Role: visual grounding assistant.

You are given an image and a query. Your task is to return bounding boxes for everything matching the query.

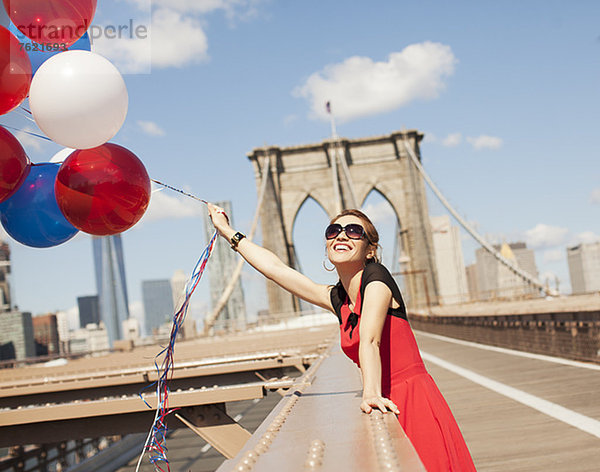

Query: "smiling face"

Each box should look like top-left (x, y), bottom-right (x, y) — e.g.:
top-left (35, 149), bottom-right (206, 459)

top-left (326, 214), bottom-right (377, 270)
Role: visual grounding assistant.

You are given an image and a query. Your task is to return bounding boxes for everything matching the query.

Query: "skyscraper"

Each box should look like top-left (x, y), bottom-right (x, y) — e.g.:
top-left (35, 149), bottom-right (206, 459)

top-left (77, 295), bottom-right (100, 328)
top-left (0, 240), bottom-right (11, 312)
top-left (93, 235), bottom-right (130, 347)
top-left (0, 311), bottom-right (35, 360)
top-left (430, 215), bottom-right (468, 305)
top-left (475, 242), bottom-right (539, 300)
top-left (202, 201), bottom-right (246, 332)
top-left (142, 279), bottom-right (174, 336)
top-left (567, 241), bottom-right (600, 294)
top-left (32, 314), bottom-right (59, 356)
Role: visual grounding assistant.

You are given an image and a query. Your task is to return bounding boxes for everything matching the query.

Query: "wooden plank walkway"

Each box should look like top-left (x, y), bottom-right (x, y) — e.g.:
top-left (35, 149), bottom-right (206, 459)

top-left (415, 331), bottom-right (600, 472)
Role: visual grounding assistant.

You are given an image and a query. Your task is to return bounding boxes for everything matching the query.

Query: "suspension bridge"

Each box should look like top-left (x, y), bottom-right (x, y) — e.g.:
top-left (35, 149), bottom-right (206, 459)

top-left (1, 127), bottom-right (599, 472)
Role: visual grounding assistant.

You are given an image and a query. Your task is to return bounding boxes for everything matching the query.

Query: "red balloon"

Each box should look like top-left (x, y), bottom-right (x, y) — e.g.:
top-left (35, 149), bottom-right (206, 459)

top-left (0, 126), bottom-right (30, 202)
top-left (55, 143), bottom-right (151, 236)
top-left (3, 0), bottom-right (97, 46)
top-left (0, 25), bottom-right (32, 115)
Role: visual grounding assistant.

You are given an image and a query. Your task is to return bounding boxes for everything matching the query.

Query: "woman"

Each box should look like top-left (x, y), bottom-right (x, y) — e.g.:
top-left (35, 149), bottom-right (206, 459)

top-left (208, 204), bottom-right (476, 471)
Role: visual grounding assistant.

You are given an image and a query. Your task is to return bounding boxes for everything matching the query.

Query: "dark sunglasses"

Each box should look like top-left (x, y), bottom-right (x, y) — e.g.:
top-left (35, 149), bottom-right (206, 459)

top-left (325, 223), bottom-right (368, 241)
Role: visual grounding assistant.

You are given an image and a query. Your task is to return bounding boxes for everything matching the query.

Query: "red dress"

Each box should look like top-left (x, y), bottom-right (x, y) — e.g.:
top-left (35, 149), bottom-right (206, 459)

top-left (331, 263), bottom-right (476, 472)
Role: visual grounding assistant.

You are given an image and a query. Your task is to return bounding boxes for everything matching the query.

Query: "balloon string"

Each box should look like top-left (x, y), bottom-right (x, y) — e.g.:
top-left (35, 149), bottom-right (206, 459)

top-left (151, 179), bottom-right (207, 204)
top-left (0, 124), bottom-right (52, 141)
top-left (15, 107), bottom-right (36, 123)
top-left (135, 231), bottom-right (218, 472)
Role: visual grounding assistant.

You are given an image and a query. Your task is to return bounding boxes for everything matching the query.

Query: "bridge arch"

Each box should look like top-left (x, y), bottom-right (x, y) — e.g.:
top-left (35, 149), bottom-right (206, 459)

top-left (247, 130), bottom-right (439, 316)
top-left (291, 195), bottom-right (333, 294)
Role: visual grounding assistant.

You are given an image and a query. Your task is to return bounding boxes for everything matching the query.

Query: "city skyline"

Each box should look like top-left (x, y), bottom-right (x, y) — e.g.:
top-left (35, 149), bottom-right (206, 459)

top-left (0, 1), bottom-right (598, 321)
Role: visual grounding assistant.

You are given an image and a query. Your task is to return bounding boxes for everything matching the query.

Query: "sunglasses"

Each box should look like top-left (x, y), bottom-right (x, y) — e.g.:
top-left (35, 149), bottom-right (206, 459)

top-left (325, 223), bottom-right (368, 241)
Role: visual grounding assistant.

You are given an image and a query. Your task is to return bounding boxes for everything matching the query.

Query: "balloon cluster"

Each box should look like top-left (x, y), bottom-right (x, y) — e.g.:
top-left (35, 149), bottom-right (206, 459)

top-left (0, 1), bottom-right (150, 248)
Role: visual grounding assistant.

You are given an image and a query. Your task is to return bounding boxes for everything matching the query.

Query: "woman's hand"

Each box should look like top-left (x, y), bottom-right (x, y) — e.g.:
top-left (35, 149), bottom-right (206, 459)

top-left (360, 394), bottom-right (400, 415)
top-left (207, 202), bottom-right (232, 238)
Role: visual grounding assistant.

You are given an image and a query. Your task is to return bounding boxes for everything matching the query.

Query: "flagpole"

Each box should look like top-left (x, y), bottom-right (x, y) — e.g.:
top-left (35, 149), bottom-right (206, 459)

top-left (326, 101), bottom-right (338, 139)
top-left (325, 100), bottom-right (358, 210)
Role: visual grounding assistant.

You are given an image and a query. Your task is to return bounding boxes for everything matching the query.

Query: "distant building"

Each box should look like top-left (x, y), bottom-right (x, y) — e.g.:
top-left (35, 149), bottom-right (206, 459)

top-left (465, 264), bottom-right (479, 302)
top-left (0, 240), bottom-right (11, 311)
top-left (55, 310), bottom-right (70, 354)
top-left (32, 314), bottom-right (60, 356)
top-left (430, 216), bottom-right (468, 305)
top-left (93, 235), bottom-right (130, 347)
top-left (202, 201), bottom-right (247, 332)
top-left (475, 242), bottom-right (539, 300)
top-left (0, 311), bottom-right (35, 360)
top-left (77, 295), bottom-right (100, 328)
top-left (69, 323), bottom-right (110, 354)
top-left (122, 317), bottom-right (141, 341)
top-left (142, 279), bottom-right (174, 336)
top-left (567, 241), bottom-right (600, 294)
top-left (171, 269), bottom-right (196, 339)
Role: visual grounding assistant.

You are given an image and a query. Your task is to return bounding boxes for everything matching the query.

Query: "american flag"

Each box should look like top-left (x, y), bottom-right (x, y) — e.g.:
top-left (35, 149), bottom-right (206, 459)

top-left (325, 101), bottom-right (331, 114)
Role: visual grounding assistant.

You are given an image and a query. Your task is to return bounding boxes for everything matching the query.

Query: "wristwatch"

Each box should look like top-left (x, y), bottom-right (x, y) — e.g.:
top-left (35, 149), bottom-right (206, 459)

top-left (230, 232), bottom-right (246, 251)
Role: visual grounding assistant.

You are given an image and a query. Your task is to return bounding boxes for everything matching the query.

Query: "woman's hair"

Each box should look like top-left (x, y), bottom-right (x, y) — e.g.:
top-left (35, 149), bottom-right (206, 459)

top-left (331, 209), bottom-right (381, 264)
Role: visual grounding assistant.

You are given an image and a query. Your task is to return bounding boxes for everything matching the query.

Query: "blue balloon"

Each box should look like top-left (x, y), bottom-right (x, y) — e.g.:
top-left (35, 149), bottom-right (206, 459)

top-left (0, 163), bottom-right (78, 248)
top-left (8, 22), bottom-right (91, 76)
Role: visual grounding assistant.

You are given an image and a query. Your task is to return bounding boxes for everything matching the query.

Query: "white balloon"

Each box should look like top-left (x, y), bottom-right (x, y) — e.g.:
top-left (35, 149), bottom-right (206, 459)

top-left (50, 147), bottom-right (75, 163)
top-left (29, 51), bottom-right (128, 149)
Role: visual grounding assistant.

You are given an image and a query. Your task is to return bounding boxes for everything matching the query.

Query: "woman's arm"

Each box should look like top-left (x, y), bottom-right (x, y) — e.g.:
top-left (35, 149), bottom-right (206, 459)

top-left (207, 203), bottom-right (333, 312)
top-left (358, 281), bottom-right (400, 414)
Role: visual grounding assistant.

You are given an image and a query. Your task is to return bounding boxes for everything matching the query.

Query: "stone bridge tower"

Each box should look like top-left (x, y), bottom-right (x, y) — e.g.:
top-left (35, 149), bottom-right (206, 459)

top-left (247, 129), bottom-right (439, 316)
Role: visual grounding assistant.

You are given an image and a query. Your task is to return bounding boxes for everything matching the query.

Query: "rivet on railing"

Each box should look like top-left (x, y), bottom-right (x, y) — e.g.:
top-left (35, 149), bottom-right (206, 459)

top-left (368, 411), bottom-right (401, 471)
top-left (304, 439), bottom-right (325, 470)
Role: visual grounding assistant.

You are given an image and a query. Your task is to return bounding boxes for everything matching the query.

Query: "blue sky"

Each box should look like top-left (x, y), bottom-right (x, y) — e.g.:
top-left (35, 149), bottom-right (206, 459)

top-left (1, 0), bottom-right (599, 327)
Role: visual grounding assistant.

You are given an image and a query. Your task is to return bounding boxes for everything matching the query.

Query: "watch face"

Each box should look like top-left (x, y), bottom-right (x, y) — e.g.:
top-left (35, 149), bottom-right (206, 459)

top-left (232, 232), bottom-right (245, 246)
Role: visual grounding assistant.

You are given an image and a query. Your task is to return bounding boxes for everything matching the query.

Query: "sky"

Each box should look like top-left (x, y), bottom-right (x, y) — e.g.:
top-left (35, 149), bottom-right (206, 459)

top-left (0, 0), bottom-right (599, 330)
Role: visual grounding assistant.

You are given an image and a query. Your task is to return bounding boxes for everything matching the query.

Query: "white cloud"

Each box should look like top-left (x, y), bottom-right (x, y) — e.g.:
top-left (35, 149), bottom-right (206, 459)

top-left (524, 223), bottom-right (568, 249)
top-left (442, 132), bottom-right (462, 147)
top-left (14, 127), bottom-right (45, 153)
top-left (151, 9), bottom-right (209, 67)
top-left (128, 0), bottom-right (256, 17)
top-left (140, 186), bottom-right (204, 224)
top-left (362, 201), bottom-right (396, 226)
top-left (590, 188), bottom-right (600, 204)
top-left (94, 8), bottom-right (208, 73)
top-left (466, 135), bottom-right (503, 150)
top-left (571, 231), bottom-right (600, 245)
top-left (543, 249), bottom-right (564, 263)
top-left (294, 41), bottom-right (457, 122)
top-left (138, 120), bottom-right (166, 136)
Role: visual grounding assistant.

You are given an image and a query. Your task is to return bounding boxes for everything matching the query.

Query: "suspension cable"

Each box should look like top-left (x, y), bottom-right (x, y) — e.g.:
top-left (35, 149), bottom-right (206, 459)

top-left (401, 140), bottom-right (558, 297)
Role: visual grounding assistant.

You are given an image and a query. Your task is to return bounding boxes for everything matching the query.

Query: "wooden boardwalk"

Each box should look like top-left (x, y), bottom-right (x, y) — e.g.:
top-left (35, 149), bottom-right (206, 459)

top-left (415, 331), bottom-right (600, 472)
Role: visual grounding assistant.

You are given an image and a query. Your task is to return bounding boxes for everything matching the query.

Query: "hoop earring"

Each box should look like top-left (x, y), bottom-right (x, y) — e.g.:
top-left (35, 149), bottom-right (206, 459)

top-left (323, 259), bottom-right (335, 272)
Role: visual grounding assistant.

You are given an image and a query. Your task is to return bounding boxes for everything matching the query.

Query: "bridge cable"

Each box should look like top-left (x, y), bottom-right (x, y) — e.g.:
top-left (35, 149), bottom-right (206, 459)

top-left (401, 140), bottom-right (558, 297)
